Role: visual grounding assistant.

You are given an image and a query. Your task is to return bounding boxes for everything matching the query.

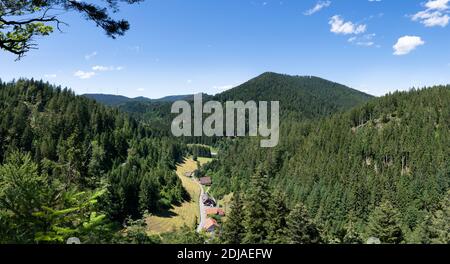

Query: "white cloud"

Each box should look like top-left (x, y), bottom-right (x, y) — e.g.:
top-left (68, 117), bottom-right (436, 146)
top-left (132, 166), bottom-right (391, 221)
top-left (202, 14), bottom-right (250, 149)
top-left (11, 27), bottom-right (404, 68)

top-left (393, 36), bottom-right (425, 56)
top-left (74, 70), bottom-right (96, 79)
top-left (348, 33), bottom-right (376, 47)
top-left (92, 65), bottom-right (109, 71)
top-left (425, 0), bottom-right (449, 10)
top-left (44, 74), bottom-right (57, 78)
top-left (137, 88), bottom-right (145, 92)
top-left (329, 15), bottom-right (367, 35)
top-left (85, 51), bottom-right (97, 60)
top-left (413, 10), bottom-right (449, 27)
top-left (412, 0), bottom-right (450, 27)
top-left (92, 65), bottom-right (124, 72)
top-left (304, 1), bottom-right (331, 16)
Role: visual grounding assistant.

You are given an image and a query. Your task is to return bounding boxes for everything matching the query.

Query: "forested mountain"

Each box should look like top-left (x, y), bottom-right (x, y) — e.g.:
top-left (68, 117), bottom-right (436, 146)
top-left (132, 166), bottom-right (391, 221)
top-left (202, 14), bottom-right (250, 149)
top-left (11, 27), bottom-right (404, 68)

top-left (205, 85), bottom-right (450, 244)
top-left (83, 93), bottom-right (191, 107)
top-left (0, 79), bottom-right (190, 243)
top-left (82, 94), bottom-right (145, 106)
top-left (2, 75), bottom-right (448, 245)
top-left (88, 72), bottom-right (373, 123)
top-left (214, 72), bottom-right (373, 120)
top-left (96, 72), bottom-right (373, 146)
top-left (156, 95), bottom-right (193, 102)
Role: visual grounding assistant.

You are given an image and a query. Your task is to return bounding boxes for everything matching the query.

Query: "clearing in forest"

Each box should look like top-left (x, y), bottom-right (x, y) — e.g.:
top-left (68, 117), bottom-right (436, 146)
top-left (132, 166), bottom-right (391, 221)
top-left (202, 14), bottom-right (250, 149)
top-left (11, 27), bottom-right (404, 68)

top-left (146, 157), bottom-right (202, 234)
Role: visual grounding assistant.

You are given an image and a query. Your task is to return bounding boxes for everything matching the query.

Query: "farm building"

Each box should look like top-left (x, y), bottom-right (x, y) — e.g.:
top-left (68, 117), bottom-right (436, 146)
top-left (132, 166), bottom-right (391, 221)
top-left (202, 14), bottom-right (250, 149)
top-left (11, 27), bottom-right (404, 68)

top-left (203, 218), bottom-right (219, 233)
top-left (205, 207), bottom-right (225, 217)
top-left (201, 193), bottom-right (216, 207)
top-left (199, 176), bottom-right (212, 186)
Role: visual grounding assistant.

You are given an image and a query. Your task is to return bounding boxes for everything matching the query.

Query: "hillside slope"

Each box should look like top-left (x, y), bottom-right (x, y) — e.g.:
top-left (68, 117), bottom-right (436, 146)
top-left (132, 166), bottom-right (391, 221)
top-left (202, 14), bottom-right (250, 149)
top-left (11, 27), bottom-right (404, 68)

top-left (87, 72), bottom-right (373, 122)
top-left (83, 93), bottom-right (191, 107)
top-left (88, 73), bottom-right (373, 146)
top-left (0, 79), bottom-right (187, 243)
top-left (205, 85), bottom-right (450, 242)
top-left (214, 72), bottom-right (373, 120)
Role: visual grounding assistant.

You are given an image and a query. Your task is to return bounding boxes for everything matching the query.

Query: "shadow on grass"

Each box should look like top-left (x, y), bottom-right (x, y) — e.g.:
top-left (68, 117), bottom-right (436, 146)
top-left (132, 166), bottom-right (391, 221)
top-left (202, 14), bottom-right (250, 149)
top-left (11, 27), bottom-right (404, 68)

top-left (153, 209), bottom-right (179, 218)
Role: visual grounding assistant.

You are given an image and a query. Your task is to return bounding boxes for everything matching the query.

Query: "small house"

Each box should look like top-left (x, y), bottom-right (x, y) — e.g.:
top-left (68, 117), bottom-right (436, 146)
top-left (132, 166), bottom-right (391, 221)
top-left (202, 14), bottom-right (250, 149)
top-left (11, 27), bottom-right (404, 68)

top-left (202, 193), bottom-right (216, 207)
top-left (199, 176), bottom-right (212, 186)
top-left (205, 207), bottom-right (225, 217)
top-left (203, 218), bottom-right (219, 233)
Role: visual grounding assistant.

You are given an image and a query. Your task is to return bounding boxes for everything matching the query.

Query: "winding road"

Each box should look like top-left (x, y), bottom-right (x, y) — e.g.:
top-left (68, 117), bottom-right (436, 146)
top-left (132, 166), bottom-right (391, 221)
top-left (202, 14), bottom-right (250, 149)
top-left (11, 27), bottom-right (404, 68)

top-left (196, 181), bottom-right (206, 232)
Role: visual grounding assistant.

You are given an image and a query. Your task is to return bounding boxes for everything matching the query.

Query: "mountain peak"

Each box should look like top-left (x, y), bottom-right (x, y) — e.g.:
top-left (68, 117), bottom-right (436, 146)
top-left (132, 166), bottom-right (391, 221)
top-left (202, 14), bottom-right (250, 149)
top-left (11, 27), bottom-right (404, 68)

top-left (214, 72), bottom-right (374, 120)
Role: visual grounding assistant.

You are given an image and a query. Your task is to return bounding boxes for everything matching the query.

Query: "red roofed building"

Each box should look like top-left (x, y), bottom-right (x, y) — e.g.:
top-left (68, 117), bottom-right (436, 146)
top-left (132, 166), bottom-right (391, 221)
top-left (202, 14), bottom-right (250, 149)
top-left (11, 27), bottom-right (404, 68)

top-left (203, 218), bottom-right (219, 232)
top-left (205, 207), bottom-right (225, 217)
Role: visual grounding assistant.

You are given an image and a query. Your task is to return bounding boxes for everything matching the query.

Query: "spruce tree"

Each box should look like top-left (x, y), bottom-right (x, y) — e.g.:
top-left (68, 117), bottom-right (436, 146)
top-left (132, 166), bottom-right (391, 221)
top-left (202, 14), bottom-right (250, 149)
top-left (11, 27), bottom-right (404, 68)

top-left (342, 213), bottom-right (363, 244)
top-left (287, 203), bottom-right (322, 244)
top-left (427, 190), bottom-right (450, 243)
top-left (242, 167), bottom-right (271, 244)
top-left (221, 192), bottom-right (245, 244)
top-left (266, 191), bottom-right (289, 244)
top-left (139, 172), bottom-right (161, 213)
top-left (367, 200), bottom-right (404, 244)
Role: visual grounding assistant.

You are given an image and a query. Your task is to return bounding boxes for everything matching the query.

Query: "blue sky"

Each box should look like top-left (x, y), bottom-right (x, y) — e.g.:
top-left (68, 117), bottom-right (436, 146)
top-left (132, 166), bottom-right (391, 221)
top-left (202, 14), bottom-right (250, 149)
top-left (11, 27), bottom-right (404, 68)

top-left (1, 0), bottom-right (450, 98)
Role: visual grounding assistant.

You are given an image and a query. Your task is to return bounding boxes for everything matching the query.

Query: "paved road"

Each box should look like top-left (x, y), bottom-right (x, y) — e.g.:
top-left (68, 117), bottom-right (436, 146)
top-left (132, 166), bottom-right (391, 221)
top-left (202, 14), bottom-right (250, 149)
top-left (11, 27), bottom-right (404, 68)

top-left (196, 181), bottom-right (206, 232)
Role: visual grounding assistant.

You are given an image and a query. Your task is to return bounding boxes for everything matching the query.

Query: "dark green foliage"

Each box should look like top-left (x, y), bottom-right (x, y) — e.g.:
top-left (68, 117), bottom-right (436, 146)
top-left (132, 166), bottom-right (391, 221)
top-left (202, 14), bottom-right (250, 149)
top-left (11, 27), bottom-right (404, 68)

top-left (83, 93), bottom-right (191, 106)
top-left (2, 74), bottom-right (449, 244)
top-left (139, 173), bottom-right (161, 214)
top-left (342, 213), bottom-right (363, 244)
top-left (242, 167), bottom-right (272, 244)
top-left (207, 85), bottom-right (450, 243)
top-left (220, 192), bottom-right (245, 244)
top-left (428, 191), bottom-right (450, 243)
top-left (266, 192), bottom-right (290, 244)
top-left (414, 191), bottom-right (450, 244)
top-left (0, 79), bottom-right (186, 243)
top-left (83, 94), bottom-right (151, 106)
top-left (189, 145), bottom-right (212, 158)
top-left (89, 72), bottom-right (372, 147)
top-left (0, 151), bottom-right (110, 243)
top-left (366, 200), bottom-right (404, 244)
top-left (220, 168), bottom-right (315, 244)
top-left (214, 72), bottom-right (373, 121)
top-left (287, 203), bottom-right (322, 244)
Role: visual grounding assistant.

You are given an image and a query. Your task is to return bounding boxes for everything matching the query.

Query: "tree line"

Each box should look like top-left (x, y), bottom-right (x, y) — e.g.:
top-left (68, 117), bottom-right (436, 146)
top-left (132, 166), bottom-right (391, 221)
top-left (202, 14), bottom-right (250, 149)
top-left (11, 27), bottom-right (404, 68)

top-left (0, 79), bottom-right (189, 243)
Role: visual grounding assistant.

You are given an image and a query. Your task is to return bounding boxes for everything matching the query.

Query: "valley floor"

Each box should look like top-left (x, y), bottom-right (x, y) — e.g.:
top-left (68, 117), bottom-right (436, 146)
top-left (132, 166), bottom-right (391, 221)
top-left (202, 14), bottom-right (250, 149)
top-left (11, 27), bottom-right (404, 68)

top-left (146, 158), bottom-right (201, 235)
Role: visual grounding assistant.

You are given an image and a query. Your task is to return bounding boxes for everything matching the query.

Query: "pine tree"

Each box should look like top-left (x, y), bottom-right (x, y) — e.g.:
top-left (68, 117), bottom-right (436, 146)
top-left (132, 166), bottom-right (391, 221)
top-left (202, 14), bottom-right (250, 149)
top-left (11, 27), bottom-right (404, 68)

top-left (426, 190), bottom-right (450, 243)
top-left (411, 214), bottom-right (433, 244)
top-left (221, 192), bottom-right (245, 244)
top-left (266, 191), bottom-right (289, 244)
top-left (287, 203), bottom-right (322, 244)
top-left (242, 167), bottom-right (271, 244)
top-left (342, 213), bottom-right (363, 244)
top-left (367, 200), bottom-right (404, 244)
top-left (139, 172), bottom-right (161, 213)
